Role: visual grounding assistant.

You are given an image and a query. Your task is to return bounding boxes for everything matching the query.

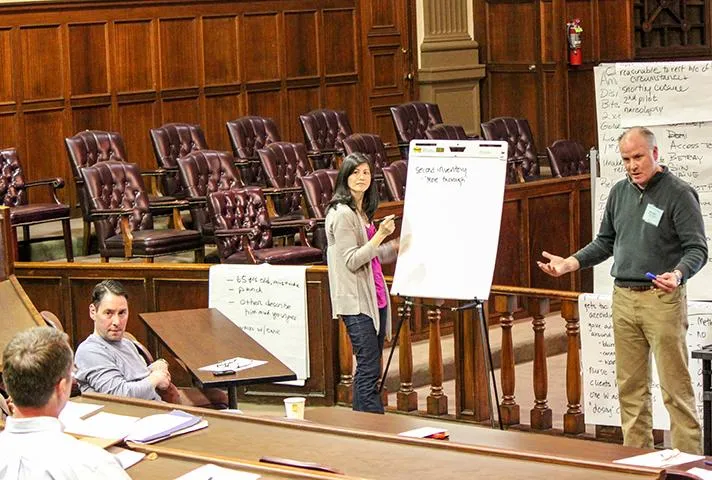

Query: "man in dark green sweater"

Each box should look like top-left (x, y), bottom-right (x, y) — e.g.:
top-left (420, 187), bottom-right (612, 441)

top-left (537, 126), bottom-right (707, 454)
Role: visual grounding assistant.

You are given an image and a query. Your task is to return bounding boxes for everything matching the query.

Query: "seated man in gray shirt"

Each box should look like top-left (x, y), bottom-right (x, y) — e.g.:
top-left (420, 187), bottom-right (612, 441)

top-left (75, 280), bottom-right (171, 401)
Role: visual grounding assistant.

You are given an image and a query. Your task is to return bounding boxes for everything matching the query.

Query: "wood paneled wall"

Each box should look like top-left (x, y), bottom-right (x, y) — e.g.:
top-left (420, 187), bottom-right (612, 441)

top-left (475, 0), bottom-right (636, 153)
top-left (0, 0), bottom-right (366, 207)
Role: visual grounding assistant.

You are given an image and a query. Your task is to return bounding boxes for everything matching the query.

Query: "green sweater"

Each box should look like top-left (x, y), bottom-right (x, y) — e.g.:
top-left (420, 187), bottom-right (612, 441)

top-left (573, 166), bottom-right (708, 286)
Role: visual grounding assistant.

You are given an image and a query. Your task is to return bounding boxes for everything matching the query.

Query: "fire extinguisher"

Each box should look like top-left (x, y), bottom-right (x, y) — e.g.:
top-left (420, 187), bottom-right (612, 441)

top-left (567, 19), bottom-right (583, 66)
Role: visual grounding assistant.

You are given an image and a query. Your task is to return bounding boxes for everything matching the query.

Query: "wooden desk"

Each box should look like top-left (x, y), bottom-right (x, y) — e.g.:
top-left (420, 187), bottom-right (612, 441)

top-left (305, 407), bottom-right (709, 479)
top-left (140, 308), bottom-right (296, 408)
top-left (80, 394), bottom-right (664, 480)
top-left (126, 445), bottom-right (361, 479)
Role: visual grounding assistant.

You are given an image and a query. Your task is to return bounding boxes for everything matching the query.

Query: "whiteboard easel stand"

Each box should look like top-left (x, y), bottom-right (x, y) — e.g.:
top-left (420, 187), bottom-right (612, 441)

top-left (381, 297), bottom-right (503, 430)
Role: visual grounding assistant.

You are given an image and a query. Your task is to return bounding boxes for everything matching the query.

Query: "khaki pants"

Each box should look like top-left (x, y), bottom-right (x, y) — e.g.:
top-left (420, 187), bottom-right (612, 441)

top-left (612, 285), bottom-right (701, 454)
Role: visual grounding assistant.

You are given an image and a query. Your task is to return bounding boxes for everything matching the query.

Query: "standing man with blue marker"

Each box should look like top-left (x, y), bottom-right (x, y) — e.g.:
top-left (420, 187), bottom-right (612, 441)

top-left (537, 126), bottom-right (707, 453)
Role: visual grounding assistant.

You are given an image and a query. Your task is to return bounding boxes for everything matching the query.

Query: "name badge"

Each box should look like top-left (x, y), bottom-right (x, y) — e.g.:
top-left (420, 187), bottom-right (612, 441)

top-left (643, 203), bottom-right (663, 227)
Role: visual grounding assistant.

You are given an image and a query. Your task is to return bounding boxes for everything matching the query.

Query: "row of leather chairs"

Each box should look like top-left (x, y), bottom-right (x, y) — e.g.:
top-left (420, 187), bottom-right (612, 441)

top-left (389, 101), bottom-right (590, 184)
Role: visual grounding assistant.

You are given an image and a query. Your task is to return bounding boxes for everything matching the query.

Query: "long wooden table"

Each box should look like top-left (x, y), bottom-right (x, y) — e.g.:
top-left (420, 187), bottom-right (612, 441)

top-left (78, 393), bottom-right (665, 480)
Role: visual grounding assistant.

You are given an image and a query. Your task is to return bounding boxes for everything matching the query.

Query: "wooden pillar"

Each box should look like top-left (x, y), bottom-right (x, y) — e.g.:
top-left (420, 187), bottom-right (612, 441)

top-left (563, 299), bottom-right (585, 434)
top-left (495, 294), bottom-right (520, 426)
top-left (0, 207), bottom-right (13, 281)
top-left (427, 305), bottom-right (447, 415)
top-left (397, 301), bottom-right (418, 411)
top-left (336, 317), bottom-right (353, 405)
top-left (530, 298), bottom-right (552, 430)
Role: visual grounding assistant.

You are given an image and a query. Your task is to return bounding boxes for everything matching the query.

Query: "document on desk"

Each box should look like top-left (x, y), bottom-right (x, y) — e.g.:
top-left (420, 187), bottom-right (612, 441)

top-left (175, 463), bottom-right (261, 479)
top-left (108, 447), bottom-right (146, 470)
top-left (65, 409), bottom-right (206, 444)
top-left (688, 468), bottom-right (712, 480)
top-left (613, 449), bottom-right (704, 467)
top-left (125, 409), bottom-right (204, 444)
top-left (64, 412), bottom-right (139, 440)
top-left (198, 356), bottom-right (267, 374)
top-left (58, 400), bottom-right (104, 424)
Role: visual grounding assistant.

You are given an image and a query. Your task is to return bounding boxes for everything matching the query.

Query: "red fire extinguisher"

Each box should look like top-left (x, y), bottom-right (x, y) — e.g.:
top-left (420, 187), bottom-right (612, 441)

top-left (567, 19), bottom-right (583, 66)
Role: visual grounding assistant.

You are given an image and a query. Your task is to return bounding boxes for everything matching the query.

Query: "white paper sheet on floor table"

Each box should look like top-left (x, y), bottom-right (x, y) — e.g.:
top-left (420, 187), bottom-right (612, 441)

top-left (613, 449), bottom-right (704, 468)
top-left (175, 463), bottom-right (261, 480)
top-left (63, 412), bottom-right (139, 439)
top-left (58, 401), bottom-right (104, 424)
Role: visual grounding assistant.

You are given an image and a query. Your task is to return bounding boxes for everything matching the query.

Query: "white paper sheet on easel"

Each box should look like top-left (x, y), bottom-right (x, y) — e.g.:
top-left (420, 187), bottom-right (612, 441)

top-left (392, 140), bottom-right (508, 300)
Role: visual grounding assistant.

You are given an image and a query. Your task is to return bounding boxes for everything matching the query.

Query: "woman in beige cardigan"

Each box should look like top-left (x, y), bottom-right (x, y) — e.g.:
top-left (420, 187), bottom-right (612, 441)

top-left (325, 153), bottom-right (398, 413)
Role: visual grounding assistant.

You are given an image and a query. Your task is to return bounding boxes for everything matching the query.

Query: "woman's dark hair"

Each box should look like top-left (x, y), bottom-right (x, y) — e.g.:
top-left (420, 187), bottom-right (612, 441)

top-left (327, 152), bottom-right (380, 221)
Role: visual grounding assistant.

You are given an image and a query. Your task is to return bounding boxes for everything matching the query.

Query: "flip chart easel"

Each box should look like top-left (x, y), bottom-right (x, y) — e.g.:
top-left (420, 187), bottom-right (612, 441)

top-left (387, 140), bottom-right (508, 427)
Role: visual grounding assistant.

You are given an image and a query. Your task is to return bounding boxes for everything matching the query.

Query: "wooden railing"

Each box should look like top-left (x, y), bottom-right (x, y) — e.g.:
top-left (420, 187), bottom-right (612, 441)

top-left (337, 286), bottom-right (586, 435)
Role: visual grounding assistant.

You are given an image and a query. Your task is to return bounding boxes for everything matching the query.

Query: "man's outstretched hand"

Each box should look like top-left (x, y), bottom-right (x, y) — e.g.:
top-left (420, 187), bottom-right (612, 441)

top-left (536, 251), bottom-right (580, 277)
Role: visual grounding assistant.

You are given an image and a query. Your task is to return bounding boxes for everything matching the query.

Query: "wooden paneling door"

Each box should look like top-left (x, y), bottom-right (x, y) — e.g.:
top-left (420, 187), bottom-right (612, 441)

top-left (359, 0), bottom-right (417, 145)
top-left (480, 0), bottom-right (546, 144)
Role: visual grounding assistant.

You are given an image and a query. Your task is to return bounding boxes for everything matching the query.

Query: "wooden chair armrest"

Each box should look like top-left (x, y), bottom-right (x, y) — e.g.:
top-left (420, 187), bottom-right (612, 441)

top-left (263, 186), bottom-right (303, 195)
top-left (24, 177), bottom-right (66, 204)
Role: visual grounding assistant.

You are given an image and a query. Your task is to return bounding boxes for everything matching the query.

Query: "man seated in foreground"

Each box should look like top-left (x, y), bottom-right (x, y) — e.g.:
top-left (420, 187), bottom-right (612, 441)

top-left (0, 326), bottom-right (129, 479)
top-left (75, 279), bottom-right (227, 407)
top-left (75, 279), bottom-right (171, 401)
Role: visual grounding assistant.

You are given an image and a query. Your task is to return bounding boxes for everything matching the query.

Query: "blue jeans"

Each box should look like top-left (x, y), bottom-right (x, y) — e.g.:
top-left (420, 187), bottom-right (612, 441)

top-left (342, 308), bottom-right (386, 413)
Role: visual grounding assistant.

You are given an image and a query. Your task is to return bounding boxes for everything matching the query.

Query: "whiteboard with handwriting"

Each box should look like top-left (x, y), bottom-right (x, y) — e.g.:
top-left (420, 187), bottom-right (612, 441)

top-left (391, 140), bottom-right (508, 300)
top-left (208, 264), bottom-right (309, 385)
top-left (580, 293), bottom-right (712, 428)
top-left (594, 63), bottom-right (712, 300)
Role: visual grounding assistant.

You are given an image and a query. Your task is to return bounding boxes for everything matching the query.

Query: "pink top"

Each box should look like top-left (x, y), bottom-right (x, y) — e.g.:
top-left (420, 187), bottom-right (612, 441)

top-left (366, 223), bottom-right (388, 309)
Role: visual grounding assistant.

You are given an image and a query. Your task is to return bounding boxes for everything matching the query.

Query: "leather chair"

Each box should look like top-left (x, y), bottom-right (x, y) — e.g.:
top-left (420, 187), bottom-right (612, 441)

top-left (80, 161), bottom-right (204, 262)
top-left (257, 142), bottom-right (313, 221)
top-left (0, 148), bottom-right (73, 262)
top-left (426, 124), bottom-right (470, 140)
top-left (390, 101), bottom-right (443, 158)
top-left (382, 160), bottom-right (407, 201)
top-left (208, 187), bottom-right (323, 265)
top-left (546, 139), bottom-right (590, 177)
top-left (226, 116), bottom-right (282, 185)
top-left (65, 130), bottom-right (176, 255)
top-left (300, 169), bottom-right (338, 253)
top-left (149, 123), bottom-right (209, 199)
top-left (480, 117), bottom-right (543, 183)
top-left (342, 133), bottom-right (388, 200)
top-left (176, 150), bottom-right (245, 242)
top-left (299, 109), bottom-right (353, 169)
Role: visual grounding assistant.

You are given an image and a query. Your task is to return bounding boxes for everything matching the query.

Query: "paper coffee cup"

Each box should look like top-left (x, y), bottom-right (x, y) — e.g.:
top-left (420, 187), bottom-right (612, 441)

top-left (284, 396), bottom-right (306, 420)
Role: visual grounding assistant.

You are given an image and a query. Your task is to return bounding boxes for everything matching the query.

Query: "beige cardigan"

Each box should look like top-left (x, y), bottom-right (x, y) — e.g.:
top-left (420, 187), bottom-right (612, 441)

top-left (325, 204), bottom-right (397, 339)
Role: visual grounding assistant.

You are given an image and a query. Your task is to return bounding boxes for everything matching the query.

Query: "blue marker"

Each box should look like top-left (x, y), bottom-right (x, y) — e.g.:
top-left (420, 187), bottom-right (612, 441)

top-left (645, 272), bottom-right (657, 281)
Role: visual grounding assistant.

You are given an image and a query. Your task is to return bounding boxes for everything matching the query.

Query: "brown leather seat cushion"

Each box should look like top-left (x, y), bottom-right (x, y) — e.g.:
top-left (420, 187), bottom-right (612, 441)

top-left (224, 245), bottom-right (322, 265)
top-left (105, 228), bottom-right (203, 256)
top-left (10, 203), bottom-right (70, 224)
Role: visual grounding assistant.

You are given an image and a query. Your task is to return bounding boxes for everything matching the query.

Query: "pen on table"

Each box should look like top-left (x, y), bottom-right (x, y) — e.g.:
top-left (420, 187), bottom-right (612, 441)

top-left (704, 460), bottom-right (712, 466)
top-left (659, 448), bottom-right (680, 463)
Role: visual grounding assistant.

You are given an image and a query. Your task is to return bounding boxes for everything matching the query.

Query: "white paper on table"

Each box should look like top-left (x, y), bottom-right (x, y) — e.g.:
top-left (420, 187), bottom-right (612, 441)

top-left (613, 449), bottom-right (704, 468)
top-left (124, 410), bottom-right (202, 443)
top-left (175, 463), bottom-right (261, 480)
top-left (198, 356), bottom-right (267, 373)
top-left (688, 467), bottom-right (712, 479)
top-left (398, 426), bottom-right (448, 438)
top-left (108, 447), bottom-right (146, 470)
top-left (63, 412), bottom-right (140, 439)
top-left (58, 401), bottom-right (104, 424)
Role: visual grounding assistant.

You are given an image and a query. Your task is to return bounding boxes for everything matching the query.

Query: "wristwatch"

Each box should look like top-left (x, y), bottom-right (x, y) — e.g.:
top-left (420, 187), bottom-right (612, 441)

top-left (674, 270), bottom-right (683, 286)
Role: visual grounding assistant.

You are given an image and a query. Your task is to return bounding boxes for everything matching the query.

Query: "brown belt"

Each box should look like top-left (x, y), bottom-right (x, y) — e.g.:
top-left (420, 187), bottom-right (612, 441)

top-left (619, 285), bottom-right (656, 292)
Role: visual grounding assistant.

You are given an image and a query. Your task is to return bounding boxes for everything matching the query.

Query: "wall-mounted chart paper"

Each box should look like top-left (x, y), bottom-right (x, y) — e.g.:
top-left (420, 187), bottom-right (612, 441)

top-left (208, 264), bottom-right (309, 385)
top-left (391, 140), bottom-right (508, 300)
top-left (579, 293), bottom-right (712, 428)
top-left (594, 63), bottom-right (712, 300)
top-left (618, 61), bottom-right (712, 128)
